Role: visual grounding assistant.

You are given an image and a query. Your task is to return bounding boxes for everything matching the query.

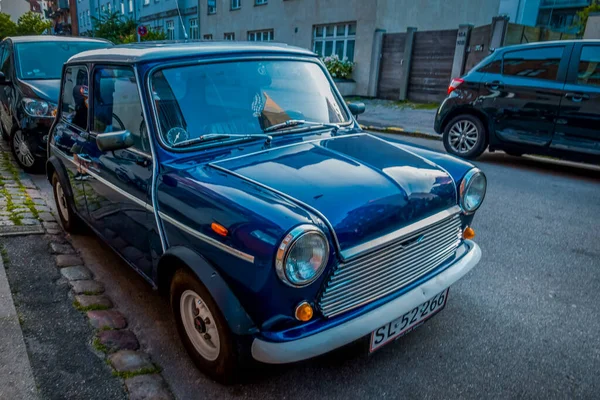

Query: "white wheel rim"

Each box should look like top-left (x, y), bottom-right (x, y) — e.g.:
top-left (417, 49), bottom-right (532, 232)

top-left (448, 120), bottom-right (479, 154)
top-left (55, 180), bottom-right (69, 223)
top-left (13, 130), bottom-right (35, 167)
top-left (180, 290), bottom-right (220, 361)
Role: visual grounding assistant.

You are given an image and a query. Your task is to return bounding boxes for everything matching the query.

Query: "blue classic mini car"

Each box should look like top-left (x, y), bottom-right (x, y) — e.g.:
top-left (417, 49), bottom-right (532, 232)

top-left (47, 42), bottom-right (485, 383)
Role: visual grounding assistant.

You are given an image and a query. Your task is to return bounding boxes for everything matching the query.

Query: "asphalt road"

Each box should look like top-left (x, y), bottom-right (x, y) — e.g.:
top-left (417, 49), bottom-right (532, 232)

top-left (31, 134), bottom-right (600, 399)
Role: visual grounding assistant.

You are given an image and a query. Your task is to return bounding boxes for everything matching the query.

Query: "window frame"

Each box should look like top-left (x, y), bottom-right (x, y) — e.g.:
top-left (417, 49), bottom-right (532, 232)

top-left (247, 29), bottom-right (273, 42)
top-left (566, 43), bottom-right (600, 88)
top-left (224, 32), bottom-right (235, 41)
top-left (59, 63), bottom-right (90, 132)
top-left (89, 64), bottom-right (151, 156)
top-left (189, 18), bottom-right (199, 40)
top-left (501, 45), bottom-right (570, 83)
top-left (166, 20), bottom-right (175, 40)
top-left (203, 34), bottom-right (213, 40)
top-left (207, 0), bottom-right (216, 14)
top-left (255, 0), bottom-right (267, 5)
top-left (312, 22), bottom-right (356, 62)
top-left (231, 0), bottom-right (241, 10)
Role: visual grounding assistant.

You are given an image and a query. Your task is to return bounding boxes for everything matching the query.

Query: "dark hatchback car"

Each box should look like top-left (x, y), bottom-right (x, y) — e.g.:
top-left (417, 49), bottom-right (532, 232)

top-left (0, 36), bottom-right (112, 172)
top-left (435, 40), bottom-right (600, 164)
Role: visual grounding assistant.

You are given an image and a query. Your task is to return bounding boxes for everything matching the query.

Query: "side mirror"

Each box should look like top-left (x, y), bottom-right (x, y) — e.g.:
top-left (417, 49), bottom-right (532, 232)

top-left (348, 102), bottom-right (366, 117)
top-left (96, 130), bottom-right (134, 152)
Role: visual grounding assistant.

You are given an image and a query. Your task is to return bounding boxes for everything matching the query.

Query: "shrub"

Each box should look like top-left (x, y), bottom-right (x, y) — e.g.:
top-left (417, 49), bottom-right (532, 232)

top-left (322, 54), bottom-right (355, 80)
top-left (91, 11), bottom-right (167, 44)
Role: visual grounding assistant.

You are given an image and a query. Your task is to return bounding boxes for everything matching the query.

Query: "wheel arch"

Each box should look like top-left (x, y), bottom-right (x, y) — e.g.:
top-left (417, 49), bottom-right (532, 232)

top-left (156, 246), bottom-right (257, 336)
top-left (46, 156), bottom-right (75, 200)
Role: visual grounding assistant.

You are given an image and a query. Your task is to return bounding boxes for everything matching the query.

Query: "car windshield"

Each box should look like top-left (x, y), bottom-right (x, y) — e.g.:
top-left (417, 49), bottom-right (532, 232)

top-left (150, 60), bottom-right (350, 147)
top-left (15, 41), bottom-right (110, 80)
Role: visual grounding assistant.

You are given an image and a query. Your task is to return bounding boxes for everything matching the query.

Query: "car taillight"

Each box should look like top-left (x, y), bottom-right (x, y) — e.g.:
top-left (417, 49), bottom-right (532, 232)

top-left (448, 78), bottom-right (464, 95)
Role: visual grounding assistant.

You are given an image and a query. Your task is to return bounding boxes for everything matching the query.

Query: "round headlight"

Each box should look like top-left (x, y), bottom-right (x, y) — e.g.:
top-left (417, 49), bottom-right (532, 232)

top-left (23, 98), bottom-right (49, 117)
top-left (460, 168), bottom-right (487, 213)
top-left (275, 225), bottom-right (329, 287)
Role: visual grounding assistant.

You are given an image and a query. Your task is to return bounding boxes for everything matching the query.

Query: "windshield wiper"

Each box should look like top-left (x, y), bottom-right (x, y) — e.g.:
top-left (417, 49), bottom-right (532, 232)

top-left (263, 119), bottom-right (340, 134)
top-left (172, 133), bottom-right (273, 148)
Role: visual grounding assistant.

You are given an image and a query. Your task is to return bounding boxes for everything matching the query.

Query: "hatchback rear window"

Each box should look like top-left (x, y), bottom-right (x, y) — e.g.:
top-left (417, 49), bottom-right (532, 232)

top-left (502, 46), bottom-right (564, 81)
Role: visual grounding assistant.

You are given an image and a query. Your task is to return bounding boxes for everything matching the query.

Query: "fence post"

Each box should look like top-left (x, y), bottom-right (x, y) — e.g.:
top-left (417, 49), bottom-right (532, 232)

top-left (490, 16), bottom-right (510, 50)
top-left (367, 29), bottom-right (386, 98)
top-left (451, 24), bottom-right (473, 79)
top-left (399, 27), bottom-right (417, 101)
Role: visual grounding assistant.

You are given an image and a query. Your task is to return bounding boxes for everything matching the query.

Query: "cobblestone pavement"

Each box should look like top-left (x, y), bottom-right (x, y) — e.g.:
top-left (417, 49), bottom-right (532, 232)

top-left (0, 140), bottom-right (173, 400)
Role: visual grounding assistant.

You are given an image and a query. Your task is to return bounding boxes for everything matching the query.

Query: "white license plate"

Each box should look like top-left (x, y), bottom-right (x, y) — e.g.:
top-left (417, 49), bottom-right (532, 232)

top-left (370, 289), bottom-right (449, 352)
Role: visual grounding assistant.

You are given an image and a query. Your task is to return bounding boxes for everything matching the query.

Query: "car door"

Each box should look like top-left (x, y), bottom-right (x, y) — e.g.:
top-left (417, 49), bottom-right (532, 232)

top-left (551, 43), bottom-right (600, 157)
top-left (50, 64), bottom-right (90, 217)
top-left (481, 44), bottom-right (571, 147)
top-left (0, 41), bottom-right (15, 134)
top-left (76, 64), bottom-right (154, 276)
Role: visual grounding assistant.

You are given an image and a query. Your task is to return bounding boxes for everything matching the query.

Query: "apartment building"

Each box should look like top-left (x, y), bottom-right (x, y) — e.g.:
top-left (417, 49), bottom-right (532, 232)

top-left (198, 0), bottom-right (500, 96)
top-left (499, 0), bottom-right (592, 33)
top-left (138, 0), bottom-right (198, 40)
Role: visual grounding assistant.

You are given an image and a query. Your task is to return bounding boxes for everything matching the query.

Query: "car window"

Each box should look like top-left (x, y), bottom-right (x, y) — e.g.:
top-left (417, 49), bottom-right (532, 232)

top-left (61, 65), bottom-right (89, 131)
top-left (92, 66), bottom-right (149, 153)
top-left (503, 46), bottom-right (564, 81)
top-left (577, 46), bottom-right (600, 87)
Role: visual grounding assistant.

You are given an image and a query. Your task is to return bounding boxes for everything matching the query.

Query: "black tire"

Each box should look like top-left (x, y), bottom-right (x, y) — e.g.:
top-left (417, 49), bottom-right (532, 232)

top-left (51, 171), bottom-right (83, 233)
top-left (9, 129), bottom-right (44, 173)
top-left (442, 114), bottom-right (487, 160)
top-left (170, 268), bottom-right (244, 384)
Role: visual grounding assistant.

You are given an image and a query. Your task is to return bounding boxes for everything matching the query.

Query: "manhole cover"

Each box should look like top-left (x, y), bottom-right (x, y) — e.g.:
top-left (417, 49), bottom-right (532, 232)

top-left (0, 225), bottom-right (45, 236)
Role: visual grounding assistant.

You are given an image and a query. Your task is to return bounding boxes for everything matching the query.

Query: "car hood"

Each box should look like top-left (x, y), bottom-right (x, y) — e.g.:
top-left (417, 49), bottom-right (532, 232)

top-left (213, 134), bottom-right (457, 253)
top-left (18, 79), bottom-right (61, 103)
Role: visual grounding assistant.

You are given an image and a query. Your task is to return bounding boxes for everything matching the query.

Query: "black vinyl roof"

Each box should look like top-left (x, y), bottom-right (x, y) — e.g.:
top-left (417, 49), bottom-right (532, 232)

top-left (67, 41), bottom-right (316, 64)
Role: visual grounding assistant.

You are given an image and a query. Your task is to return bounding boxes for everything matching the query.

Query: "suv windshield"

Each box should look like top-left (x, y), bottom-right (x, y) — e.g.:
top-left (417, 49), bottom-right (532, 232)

top-left (151, 60), bottom-right (350, 147)
top-left (15, 41), bottom-right (110, 80)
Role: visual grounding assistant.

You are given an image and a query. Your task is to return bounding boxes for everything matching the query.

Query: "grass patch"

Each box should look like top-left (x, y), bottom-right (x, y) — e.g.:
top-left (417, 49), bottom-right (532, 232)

top-left (73, 300), bottom-right (110, 312)
top-left (92, 337), bottom-right (108, 353)
top-left (23, 196), bottom-right (39, 219)
top-left (112, 366), bottom-right (161, 379)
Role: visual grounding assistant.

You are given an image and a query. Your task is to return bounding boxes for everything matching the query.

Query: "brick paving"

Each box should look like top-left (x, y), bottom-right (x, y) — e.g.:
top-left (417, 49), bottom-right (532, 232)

top-left (0, 140), bottom-right (174, 399)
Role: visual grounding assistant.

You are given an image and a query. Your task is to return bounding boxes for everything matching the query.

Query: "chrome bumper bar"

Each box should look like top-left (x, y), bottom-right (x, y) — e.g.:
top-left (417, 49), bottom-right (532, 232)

top-left (251, 240), bottom-right (481, 364)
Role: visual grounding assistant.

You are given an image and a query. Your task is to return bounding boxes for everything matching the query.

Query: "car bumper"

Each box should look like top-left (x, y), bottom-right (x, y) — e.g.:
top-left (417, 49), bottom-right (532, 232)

top-left (251, 240), bottom-right (481, 364)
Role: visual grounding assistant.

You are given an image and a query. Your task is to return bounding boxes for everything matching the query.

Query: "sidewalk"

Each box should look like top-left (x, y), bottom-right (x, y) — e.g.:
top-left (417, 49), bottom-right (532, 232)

top-left (351, 98), bottom-right (440, 139)
top-left (0, 256), bottom-right (38, 400)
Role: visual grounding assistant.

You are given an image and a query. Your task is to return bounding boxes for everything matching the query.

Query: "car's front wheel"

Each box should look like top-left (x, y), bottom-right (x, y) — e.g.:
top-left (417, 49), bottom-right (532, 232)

top-left (170, 268), bottom-right (243, 384)
top-left (443, 115), bottom-right (487, 160)
top-left (10, 130), bottom-right (43, 173)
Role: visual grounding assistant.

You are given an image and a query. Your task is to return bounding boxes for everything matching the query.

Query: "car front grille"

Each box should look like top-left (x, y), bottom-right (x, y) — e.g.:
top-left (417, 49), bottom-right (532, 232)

top-left (318, 213), bottom-right (462, 318)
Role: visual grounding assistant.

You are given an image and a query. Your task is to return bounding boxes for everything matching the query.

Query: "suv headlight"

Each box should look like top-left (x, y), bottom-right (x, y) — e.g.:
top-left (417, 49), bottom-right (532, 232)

top-left (459, 168), bottom-right (487, 214)
top-left (275, 225), bottom-right (329, 287)
top-left (22, 98), bottom-right (56, 117)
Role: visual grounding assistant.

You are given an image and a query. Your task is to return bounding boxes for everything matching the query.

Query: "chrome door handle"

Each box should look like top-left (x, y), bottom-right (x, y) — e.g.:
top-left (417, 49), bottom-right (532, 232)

top-left (485, 81), bottom-right (504, 90)
top-left (565, 93), bottom-right (589, 102)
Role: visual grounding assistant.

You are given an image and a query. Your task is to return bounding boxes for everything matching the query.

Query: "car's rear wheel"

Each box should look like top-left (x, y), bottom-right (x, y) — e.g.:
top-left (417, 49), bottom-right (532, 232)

top-left (52, 172), bottom-right (83, 233)
top-left (10, 129), bottom-right (43, 173)
top-left (170, 268), bottom-right (243, 384)
top-left (443, 115), bottom-right (487, 160)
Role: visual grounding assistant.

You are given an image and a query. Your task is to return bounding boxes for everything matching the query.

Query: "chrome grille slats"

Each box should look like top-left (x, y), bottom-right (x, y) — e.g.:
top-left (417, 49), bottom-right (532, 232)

top-left (318, 213), bottom-right (462, 318)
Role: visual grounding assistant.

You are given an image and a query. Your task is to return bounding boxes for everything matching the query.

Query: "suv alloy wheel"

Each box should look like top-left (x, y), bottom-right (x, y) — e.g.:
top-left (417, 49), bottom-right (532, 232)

top-left (443, 115), bottom-right (487, 160)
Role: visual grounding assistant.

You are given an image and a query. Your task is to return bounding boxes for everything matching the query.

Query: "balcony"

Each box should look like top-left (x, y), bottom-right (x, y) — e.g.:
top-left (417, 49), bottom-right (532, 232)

top-left (540, 0), bottom-right (591, 9)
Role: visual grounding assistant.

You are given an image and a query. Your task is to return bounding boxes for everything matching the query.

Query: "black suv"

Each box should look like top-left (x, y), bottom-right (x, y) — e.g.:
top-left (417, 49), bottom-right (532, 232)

top-left (435, 40), bottom-right (600, 164)
top-left (0, 36), bottom-right (111, 172)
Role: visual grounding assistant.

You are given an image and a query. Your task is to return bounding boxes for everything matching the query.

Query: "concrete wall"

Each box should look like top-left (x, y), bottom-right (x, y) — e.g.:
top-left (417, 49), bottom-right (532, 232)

top-left (584, 13), bottom-right (600, 39)
top-left (0, 0), bottom-right (30, 21)
top-left (199, 0), bottom-right (377, 95)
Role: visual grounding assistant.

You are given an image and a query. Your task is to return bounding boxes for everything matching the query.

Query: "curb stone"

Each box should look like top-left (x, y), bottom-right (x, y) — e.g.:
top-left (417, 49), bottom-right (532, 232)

top-left (360, 124), bottom-right (442, 141)
top-left (0, 142), bottom-right (174, 399)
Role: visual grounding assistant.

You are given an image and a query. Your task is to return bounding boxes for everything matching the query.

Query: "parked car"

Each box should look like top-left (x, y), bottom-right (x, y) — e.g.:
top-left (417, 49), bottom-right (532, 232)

top-left (435, 40), bottom-right (600, 164)
top-left (0, 36), bottom-right (112, 172)
top-left (47, 42), bottom-right (485, 383)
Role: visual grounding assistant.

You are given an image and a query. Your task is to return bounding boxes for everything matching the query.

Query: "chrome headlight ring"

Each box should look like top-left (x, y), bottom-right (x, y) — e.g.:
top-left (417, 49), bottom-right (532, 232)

top-left (459, 168), bottom-right (487, 214)
top-left (275, 224), bottom-right (330, 288)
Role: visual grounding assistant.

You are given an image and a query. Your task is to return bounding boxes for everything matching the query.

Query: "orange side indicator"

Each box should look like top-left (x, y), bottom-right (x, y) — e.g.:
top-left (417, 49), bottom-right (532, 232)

top-left (295, 302), bottom-right (314, 322)
top-left (463, 226), bottom-right (475, 240)
top-left (211, 222), bottom-right (228, 237)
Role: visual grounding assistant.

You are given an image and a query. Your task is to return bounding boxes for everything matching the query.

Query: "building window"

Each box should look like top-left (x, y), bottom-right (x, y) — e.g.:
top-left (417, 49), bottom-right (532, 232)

top-left (255, 0), bottom-right (267, 5)
top-left (207, 0), bottom-right (216, 14)
top-left (120, 0), bottom-right (125, 14)
top-left (129, 0), bottom-right (133, 12)
top-left (107, 2), bottom-right (111, 13)
top-left (247, 29), bottom-right (273, 41)
top-left (189, 18), bottom-right (199, 40)
top-left (143, 0), bottom-right (149, 5)
top-left (231, 0), bottom-right (240, 9)
top-left (87, 10), bottom-right (90, 25)
top-left (224, 32), bottom-right (235, 40)
top-left (101, 4), bottom-right (105, 13)
top-left (203, 34), bottom-right (213, 40)
top-left (166, 20), bottom-right (175, 40)
top-left (313, 22), bottom-right (356, 62)
top-left (577, 46), bottom-right (600, 87)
